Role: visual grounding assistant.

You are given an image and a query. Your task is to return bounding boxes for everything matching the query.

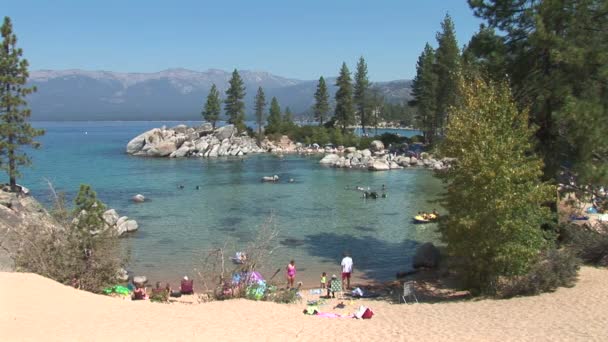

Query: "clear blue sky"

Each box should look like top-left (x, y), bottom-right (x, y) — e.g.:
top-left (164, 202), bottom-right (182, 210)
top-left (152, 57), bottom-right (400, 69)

top-left (2, 0), bottom-right (483, 81)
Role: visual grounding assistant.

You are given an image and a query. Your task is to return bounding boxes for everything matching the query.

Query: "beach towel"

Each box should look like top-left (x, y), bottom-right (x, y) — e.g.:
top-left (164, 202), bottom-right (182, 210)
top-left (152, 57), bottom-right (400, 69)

top-left (315, 312), bottom-right (354, 318)
top-left (309, 288), bottom-right (323, 295)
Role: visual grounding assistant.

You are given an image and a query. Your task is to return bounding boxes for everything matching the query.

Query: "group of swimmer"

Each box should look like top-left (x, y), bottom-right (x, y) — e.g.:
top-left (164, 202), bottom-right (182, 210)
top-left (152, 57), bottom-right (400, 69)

top-left (346, 184), bottom-right (388, 199)
top-left (178, 185), bottom-right (200, 190)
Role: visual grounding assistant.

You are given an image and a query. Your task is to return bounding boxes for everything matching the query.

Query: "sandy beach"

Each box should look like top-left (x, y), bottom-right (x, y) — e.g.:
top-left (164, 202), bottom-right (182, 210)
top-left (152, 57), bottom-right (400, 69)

top-left (1, 267), bottom-right (607, 342)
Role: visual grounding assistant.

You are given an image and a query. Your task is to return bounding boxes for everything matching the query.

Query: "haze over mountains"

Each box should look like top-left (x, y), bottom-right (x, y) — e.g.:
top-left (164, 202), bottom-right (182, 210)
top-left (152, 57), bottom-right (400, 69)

top-left (28, 68), bottom-right (412, 121)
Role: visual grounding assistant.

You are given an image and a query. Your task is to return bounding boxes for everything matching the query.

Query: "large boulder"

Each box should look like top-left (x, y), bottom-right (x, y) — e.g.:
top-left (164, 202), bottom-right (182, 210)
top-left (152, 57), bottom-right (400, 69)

top-left (413, 243), bottom-right (441, 269)
top-left (147, 141), bottom-right (177, 157)
top-left (196, 123), bottom-right (214, 135)
top-left (118, 219), bottom-right (139, 233)
top-left (369, 160), bottom-right (390, 171)
top-left (215, 125), bottom-right (236, 140)
top-left (370, 140), bottom-right (385, 152)
top-left (102, 209), bottom-right (119, 226)
top-left (171, 124), bottom-right (188, 134)
top-left (132, 194), bottom-right (145, 203)
top-left (361, 149), bottom-right (372, 158)
top-left (319, 154), bottom-right (340, 165)
top-left (126, 131), bottom-right (148, 154)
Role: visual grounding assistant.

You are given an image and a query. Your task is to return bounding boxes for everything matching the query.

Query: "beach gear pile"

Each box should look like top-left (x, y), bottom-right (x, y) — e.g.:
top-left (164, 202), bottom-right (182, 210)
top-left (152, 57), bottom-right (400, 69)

top-left (303, 301), bottom-right (374, 319)
top-left (232, 271), bottom-right (267, 300)
top-left (103, 285), bottom-right (132, 297)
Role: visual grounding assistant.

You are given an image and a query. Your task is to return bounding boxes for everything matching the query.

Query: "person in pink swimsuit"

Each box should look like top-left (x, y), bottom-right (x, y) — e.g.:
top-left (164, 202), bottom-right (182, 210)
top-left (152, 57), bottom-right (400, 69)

top-left (286, 260), bottom-right (296, 289)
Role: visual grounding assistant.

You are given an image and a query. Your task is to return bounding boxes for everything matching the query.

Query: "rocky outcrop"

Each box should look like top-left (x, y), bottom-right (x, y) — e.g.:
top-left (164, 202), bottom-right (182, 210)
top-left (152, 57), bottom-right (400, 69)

top-left (104, 211), bottom-right (139, 236)
top-left (126, 124), bottom-right (264, 158)
top-left (0, 190), bottom-right (65, 271)
top-left (413, 242), bottom-right (441, 269)
top-left (318, 146), bottom-right (454, 172)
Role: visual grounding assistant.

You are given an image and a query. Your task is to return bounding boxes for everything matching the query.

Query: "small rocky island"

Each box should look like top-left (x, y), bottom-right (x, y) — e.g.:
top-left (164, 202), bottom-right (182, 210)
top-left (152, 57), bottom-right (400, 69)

top-left (126, 124), bottom-right (452, 171)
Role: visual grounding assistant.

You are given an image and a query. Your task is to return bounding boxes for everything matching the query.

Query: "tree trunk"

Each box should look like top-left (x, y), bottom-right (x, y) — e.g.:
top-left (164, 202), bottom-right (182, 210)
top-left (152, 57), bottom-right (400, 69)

top-left (8, 134), bottom-right (16, 192)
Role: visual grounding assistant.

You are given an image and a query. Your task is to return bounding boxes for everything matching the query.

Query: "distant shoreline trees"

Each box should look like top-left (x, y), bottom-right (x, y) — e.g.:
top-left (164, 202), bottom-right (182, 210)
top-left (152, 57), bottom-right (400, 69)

top-left (334, 62), bottom-right (355, 134)
top-left (254, 86), bottom-right (266, 140)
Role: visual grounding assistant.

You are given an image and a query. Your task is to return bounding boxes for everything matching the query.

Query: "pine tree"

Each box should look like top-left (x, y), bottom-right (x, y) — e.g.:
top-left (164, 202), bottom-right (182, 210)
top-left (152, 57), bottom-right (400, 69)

top-left (354, 56), bottom-right (370, 134)
top-left (434, 14), bottom-right (461, 136)
top-left (438, 74), bottom-right (553, 293)
top-left (266, 97), bottom-right (282, 134)
top-left (313, 76), bottom-right (330, 126)
top-left (0, 17), bottom-right (44, 192)
top-left (202, 84), bottom-right (221, 129)
top-left (224, 69), bottom-right (246, 132)
top-left (469, 0), bottom-right (608, 186)
top-left (334, 62), bottom-right (354, 133)
top-left (282, 106), bottom-right (295, 132)
top-left (254, 86), bottom-right (266, 139)
top-left (410, 43), bottom-right (439, 144)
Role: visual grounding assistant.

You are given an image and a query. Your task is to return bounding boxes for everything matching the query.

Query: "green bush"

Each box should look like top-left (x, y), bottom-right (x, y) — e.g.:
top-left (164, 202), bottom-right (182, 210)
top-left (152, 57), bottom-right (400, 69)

top-left (498, 248), bottom-right (580, 298)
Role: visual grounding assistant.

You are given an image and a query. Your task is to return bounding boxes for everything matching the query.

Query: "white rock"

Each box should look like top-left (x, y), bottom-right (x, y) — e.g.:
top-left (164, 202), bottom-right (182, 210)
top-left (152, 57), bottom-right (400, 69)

top-left (319, 154), bottom-right (340, 164)
top-left (102, 209), bottom-right (120, 226)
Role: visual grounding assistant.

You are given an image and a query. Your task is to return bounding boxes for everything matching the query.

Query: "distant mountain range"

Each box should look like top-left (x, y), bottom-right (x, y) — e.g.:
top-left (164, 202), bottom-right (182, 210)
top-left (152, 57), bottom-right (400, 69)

top-left (27, 68), bottom-right (412, 121)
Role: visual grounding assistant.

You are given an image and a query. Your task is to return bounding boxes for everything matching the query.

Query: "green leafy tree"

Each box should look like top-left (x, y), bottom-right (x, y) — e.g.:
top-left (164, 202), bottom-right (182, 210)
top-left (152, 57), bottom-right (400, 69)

top-left (224, 69), bottom-right (246, 132)
top-left (0, 17), bottom-right (44, 192)
top-left (266, 97), bottom-right (282, 134)
top-left (354, 56), bottom-right (370, 134)
top-left (313, 76), bottom-right (330, 126)
top-left (334, 62), bottom-right (355, 133)
top-left (202, 84), bottom-right (221, 129)
top-left (410, 43), bottom-right (439, 144)
top-left (438, 74), bottom-right (554, 293)
top-left (434, 14), bottom-right (461, 136)
top-left (254, 86), bottom-right (266, 139)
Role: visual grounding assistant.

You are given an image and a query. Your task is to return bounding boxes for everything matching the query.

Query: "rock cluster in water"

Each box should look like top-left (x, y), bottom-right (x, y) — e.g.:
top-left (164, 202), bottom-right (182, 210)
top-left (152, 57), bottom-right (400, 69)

top-left (102, 209), bottom-right (139, 236)
top-left (126, 124), bottom-right (264, 157)
top-left (319, 140), bottom-right (453, 171)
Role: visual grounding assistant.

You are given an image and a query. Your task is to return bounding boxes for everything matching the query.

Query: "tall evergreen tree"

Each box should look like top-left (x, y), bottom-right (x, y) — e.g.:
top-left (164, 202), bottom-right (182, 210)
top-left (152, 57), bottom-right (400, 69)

top-left (334, 62), bottom-right (354, 133)
top-left (202, 84), bottom-right (221, 129)
top-left (0, 17), bottom-right (44, 192)
top-left (469, 0), bottom-right (608, 183)
top-left (410, 43), bottom-right (439, 144)
top-left (282, 106), bottom-right (295, 133)
top-left (438, 74), bottom-right (553, 293)
top-left (313, 76), bottom-right (330, 126)
top-left (254, 86), bottom-right (266, 139)
top-left (266, 97), bottom-right (282, 134)
top-left (354, 56), bottom-right (370, 134)
top-left (224, 69), bottom-right (246, 132)
top-left (434, 14), bottom-right (461, 136)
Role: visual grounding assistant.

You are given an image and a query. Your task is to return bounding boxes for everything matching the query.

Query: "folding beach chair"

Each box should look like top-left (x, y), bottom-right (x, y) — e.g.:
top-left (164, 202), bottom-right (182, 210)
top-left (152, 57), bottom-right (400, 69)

top-left (329, 278), bottom-right (344, 299)
top-left (401, 281), bottom-right (418, 304)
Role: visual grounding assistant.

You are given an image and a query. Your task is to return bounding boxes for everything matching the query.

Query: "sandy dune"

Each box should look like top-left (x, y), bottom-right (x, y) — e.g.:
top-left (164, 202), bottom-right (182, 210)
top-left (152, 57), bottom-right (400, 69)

top-left (1, 267), bottom-right (607, 342)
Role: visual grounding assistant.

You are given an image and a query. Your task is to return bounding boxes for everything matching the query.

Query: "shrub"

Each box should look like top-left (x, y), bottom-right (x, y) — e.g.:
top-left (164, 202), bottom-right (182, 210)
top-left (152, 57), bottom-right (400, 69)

top-left (498, 248), bottom-right (580, 298)
top-left (7, 184), bottom-right (128, 293)
top-left (559, 223), bottom-right (608, 265)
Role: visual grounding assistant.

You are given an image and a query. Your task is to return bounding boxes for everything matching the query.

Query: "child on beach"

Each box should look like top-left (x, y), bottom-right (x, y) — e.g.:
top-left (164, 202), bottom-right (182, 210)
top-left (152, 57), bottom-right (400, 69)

top-left (320, 272), bottom-right (327, 289)
top-left (286, 260), bottom-right (296, 289)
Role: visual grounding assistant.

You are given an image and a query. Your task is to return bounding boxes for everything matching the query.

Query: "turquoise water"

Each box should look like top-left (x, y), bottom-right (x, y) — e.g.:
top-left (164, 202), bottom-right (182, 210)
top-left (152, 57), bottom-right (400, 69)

top-left (23, 122), bottom-right (442, 285)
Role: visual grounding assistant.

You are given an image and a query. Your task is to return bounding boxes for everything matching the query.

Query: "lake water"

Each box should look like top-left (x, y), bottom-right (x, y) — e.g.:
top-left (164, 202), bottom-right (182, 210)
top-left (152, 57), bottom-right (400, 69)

top-left (22, 121), bottom-right (442, 286)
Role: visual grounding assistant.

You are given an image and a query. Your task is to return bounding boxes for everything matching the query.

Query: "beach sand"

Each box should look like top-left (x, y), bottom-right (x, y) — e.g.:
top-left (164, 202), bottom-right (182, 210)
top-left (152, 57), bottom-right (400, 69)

top-left (1, 267), bottom-right (607, 342)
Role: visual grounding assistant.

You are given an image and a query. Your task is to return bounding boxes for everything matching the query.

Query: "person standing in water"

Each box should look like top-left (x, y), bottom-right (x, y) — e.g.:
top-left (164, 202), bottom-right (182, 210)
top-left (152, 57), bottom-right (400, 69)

top-left (286, 260), bottom-right (296, 289)
top-left (341, 252), bottom-right (353, 290)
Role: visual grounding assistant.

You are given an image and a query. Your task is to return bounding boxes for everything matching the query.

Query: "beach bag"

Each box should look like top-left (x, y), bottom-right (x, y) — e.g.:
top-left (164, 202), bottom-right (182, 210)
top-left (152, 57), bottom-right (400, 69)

top-left (354, 306), bottom-right (374, 319)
